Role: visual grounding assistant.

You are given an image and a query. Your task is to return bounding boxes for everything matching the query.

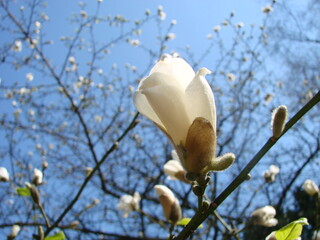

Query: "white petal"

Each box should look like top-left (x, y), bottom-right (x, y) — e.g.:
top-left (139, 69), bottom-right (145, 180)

top-left (171, 150), bottom-right (180, 161)
top-left (133, 91), bottom-right (164, 128)
top-left (150, 56), bottom-right (195, 90)
top-left (154, 185), bottom-right (175, 200)
top-left (164, 160), bottom-right (184, 177)
top-left (142, 73), bottom-right (191, 145)
top-left (185, 68), bottom-right (216, 130)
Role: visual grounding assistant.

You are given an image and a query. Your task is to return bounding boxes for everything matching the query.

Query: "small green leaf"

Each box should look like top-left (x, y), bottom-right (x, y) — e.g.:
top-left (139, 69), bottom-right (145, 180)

top-left (44, 231), bottom-right (66, 240)
top-left (16, 187), bottom-right (31, 196)
top-left (177, 218), bottom-right (203, 228)
top-left (274, 218), bottom-right (309, 240)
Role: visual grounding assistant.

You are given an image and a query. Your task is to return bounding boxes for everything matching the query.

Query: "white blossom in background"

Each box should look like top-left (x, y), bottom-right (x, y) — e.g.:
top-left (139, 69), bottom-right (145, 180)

top-left (236, 22), bottom-right (244, 28)
top-left (226, 73), bottom-right (236, 82)
top-left (12, 40), bottom-right (22, 52)
top-left (94, 115), bottom-right (102, 123)
top-left (97, 83), bottom-right (104, 89)
top-left (80, 10), bottom-right (87, 18)
top-left (26, 72), bottom-right (34, 82)
top-left (222, 20), bottom-right (229, 26)
top-left (154, 185), bottom-right (181, 224)
top-left (97, 0), bottom-right (103, 2)
top-left (41, 13), bottom-right (49, 21)
top-left (85, 167), bottom-right (92, 177)
top-left (28, 109), bottom-right (35, 116)
top-left (34, 21), bottom-right (41, 29)
top-left (68, 56), bottom-right (76, 64)
top-left (32, 168), bottom-right (43, 185)
top-left (165, 33), bottom-right (176, 41)
top-left (0, 167), bottom-right (10, 182)
top-left (213, 25), bottom-right (221, 32)
top-left (134, 55), bottom-right (235, 174)
top-left (130, 39), bottom-right (140, 46)
top-left (117, 192), bottom-right (140, 218)
top-left (164, 150), bottom-right (189, 183)
top-left (11, 100), bottom-right (17, 107)
top-left (157, 5), bottom-right (166, 20)
top-left (302, 179), bottom-right (319, 196)
top-left (8, 225), bottom-right (20, 238)
top-left (262, 5), bottom-right (273, 13)
top-left (97, 68), bottom-right (103, 75)
top-left (263, 165), bottom-right (280, 183)
top-left (250, 205), bottom-right (278, 227)
top-left (171, 19), bottom-right (177, 25)
top-left (206, 34), bottom-right (213, 39)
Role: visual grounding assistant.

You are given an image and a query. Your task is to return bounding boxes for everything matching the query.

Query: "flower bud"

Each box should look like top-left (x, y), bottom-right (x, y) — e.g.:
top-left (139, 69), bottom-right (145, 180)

top-left (8, 225), bottom-right (20, 238)
top-left (32, 168), bottom-right (43, 185)
top-left (154, 185), bottom-right (182, 224)
top-left (250, 205), bottom-right (278, 227)
top-left (207, 153), bottom-right (235, 172)
top-left (302, 179), bottom-right (319, 196)
top-left (0, 167), bottom-right (9, 182)
top-left (271, 105), bottom-right (288, 138)
top-left (25, 182), bottom-right (41, 206)
top-left (184, 117), bottom-right (216, 174)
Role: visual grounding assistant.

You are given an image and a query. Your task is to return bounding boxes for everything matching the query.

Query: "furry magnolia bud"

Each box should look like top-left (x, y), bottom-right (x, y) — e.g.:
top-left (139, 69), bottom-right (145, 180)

top-left (154, 185), bottom-right (182, 224)
top-left (184, 117), bottom-right (216, 174)
top-left (271, 105), bottom-right (288, 138)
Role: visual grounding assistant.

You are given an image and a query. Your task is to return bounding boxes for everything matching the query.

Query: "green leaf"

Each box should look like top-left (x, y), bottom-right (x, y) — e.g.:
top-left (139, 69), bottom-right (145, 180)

top-left (177, 218), bottom-right (203, 228)
top-left (44, 231), bottom-right (66, 240)
top-left (16, 187), bottom-right (31, 196)
top-left (274, 218), bottom-right (309, 240)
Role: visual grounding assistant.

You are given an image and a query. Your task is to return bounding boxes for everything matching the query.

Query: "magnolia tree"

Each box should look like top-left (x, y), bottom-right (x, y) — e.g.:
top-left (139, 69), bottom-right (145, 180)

top-left (0, 0), bottom-right (319, 240)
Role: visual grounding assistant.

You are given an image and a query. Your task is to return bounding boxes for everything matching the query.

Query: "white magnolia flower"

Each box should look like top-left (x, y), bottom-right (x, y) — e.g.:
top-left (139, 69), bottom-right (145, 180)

top-left (32, 168), bottom-right (43, 185)
top-left (213, 25), bottom-right (221, 32)
top-left (8, 225), bottom-right (20, 238)
top-left (154, 185), bottom-right (181, 224)
top-left (68, 56), bottom-right (76, 64)
top-left (250, 205), bottom-right (278, 227)
top-left (157, 5), bottom-right (166, 20)
top-left (262, 5), bottom-right (273, 13)
top-left (236, 22), bottom-right (244, 28)
top-left (164, 150), bottom-right (189, 183)
top-left (130, 39), bottom-right (140, 46)
top-left (165, 33), bottom-right (176, 41)
top-left (226, 73), bottom-right (236, 82)
top-left (117, 192), bottom-right (140, 218)
top-left (80, 10), bottom-right (87, 18)
top-left (263, 165), bottom-right (280, 183)
top-left (94, 115), bottom-right (102, 123)
top-left (134, 55), bottom-right (234, 174)
top-left (0, 167), bottom-right (10, 182)
top-left (302, 179), bottom-right (319, 196)
top-left (26, 73), bottom-right (34, 82)
top-left (34, 21), bottom-right (41, 29)
top-left (12, 40), bottom-right (22, 52)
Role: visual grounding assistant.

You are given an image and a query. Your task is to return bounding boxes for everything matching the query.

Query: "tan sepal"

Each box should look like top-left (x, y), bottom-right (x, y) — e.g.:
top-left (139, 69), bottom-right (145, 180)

top-left (208, 152), bottom-right (235, 172)
top-left (271, 105), bottom-right (288, 138)
top-left (184, 117), bottom-right (216, 174)
top-left (174, 171), bottom-right (191, 184)
top-left (169, 198), bottom-right (182, 224)
top-left (159, 195), bottom-right (174, 221)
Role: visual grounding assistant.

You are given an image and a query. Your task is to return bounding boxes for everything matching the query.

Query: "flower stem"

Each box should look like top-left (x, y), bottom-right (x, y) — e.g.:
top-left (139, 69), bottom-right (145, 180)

top-left (174, 90), bottom-right (320, 240)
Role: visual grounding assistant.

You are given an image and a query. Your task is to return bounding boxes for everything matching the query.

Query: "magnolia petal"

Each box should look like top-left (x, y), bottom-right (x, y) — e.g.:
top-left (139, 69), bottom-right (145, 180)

top-left (164, 160), bottom-right (185, 177)
top-left (184, 117), bottom-right (216, 174)
top-left (133, 91), bottom-right (164, 128)
top-left (185, 68), bottom-right (216, 130)
top-left (150, 55), bottom-right (195, 90)
top-left (142, 79), bottom-right (191, 145)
